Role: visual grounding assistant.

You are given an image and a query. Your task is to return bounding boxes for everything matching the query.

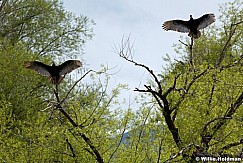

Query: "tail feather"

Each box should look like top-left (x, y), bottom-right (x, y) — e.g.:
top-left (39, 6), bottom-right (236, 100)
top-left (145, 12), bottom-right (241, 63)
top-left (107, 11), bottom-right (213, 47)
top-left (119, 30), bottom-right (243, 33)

top-left (188, 31), bottom-right (201, 39)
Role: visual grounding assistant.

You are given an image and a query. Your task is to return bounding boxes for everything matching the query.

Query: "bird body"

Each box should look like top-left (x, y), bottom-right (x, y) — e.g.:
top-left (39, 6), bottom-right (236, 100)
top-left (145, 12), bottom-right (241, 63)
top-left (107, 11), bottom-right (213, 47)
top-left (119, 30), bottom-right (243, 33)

top-left (23, 60), bottom-right (82, 84)
top-left (162, 14), bottom-right (215, 39)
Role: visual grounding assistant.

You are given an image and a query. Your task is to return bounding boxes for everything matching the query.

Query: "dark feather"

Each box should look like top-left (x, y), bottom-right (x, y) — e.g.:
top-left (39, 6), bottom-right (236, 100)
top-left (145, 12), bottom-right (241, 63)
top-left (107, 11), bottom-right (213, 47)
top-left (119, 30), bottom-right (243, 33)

top-left (162, 13), bottom-right (215, 38)
top-left (23, 61), bottom-right (51, 77)
top-left (58, 60), bottom-right (82, 76)
top-left (162, 20), bottom-right (190, 33)
top-left (23, 60), bottom-right (82, 84)
top-left (195, 14), bottom-right (215, 30)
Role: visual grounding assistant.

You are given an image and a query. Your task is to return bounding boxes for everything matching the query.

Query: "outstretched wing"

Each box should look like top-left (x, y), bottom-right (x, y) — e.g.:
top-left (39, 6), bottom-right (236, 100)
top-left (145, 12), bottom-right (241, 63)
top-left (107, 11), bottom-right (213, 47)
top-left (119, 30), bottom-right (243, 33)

top-left (195, 13), bottom-right (215, 30)
top-left (23, 61), bottom-right (51, 76)
top-left (58, 60), bottom-right (82, 76)
top-left (162, 20), bottom-right (190, 33)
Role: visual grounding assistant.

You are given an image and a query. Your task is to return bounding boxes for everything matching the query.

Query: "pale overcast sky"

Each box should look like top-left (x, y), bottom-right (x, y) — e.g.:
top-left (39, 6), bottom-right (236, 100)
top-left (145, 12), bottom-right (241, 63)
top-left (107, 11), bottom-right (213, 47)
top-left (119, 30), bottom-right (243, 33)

top-left (63, 0), bottom-right (230, 108)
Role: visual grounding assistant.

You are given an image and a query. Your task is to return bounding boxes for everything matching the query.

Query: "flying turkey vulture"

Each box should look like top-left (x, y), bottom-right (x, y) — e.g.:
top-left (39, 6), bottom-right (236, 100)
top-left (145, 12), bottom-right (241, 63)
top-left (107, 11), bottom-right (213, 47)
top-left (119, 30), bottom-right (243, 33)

top-left (162, 13), bottom-right (215, 39)
top-left (23, 60), bottom-right (82, 84)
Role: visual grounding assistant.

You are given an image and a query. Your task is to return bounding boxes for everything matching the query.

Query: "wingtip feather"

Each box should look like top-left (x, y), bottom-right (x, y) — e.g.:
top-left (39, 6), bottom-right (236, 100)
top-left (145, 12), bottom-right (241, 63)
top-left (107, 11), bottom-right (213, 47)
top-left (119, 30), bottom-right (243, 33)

top-left (75, 60), bottom-right (82, 67)
top-left (23, 61), bottom-right (33, 68)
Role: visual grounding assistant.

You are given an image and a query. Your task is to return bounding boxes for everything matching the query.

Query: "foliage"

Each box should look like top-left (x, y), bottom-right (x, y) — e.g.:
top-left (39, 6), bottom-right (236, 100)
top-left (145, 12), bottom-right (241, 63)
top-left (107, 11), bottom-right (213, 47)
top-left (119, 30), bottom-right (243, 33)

top-left (0, 0), bottom-right (242, 162)
top-left (118, 0), bottom-right (243, 162)
top-left (0, 0), bottom-right (94, 57)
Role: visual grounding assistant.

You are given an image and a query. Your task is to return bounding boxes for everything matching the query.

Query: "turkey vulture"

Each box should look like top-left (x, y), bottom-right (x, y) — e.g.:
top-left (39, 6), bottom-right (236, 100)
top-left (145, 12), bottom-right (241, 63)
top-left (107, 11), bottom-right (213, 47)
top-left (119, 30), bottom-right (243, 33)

top-left (162, 13), bottom-right (215, 39)
top-left (23, 60), bottom-right (82, 84)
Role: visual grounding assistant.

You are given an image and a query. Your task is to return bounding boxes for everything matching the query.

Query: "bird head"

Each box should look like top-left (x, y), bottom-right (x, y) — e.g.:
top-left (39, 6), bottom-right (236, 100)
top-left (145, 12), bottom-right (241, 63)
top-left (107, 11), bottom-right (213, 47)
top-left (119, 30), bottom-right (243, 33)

top-left (189, 15), bottom-right (193, 20)
top-left (51, 61), bottom-right (56, 66)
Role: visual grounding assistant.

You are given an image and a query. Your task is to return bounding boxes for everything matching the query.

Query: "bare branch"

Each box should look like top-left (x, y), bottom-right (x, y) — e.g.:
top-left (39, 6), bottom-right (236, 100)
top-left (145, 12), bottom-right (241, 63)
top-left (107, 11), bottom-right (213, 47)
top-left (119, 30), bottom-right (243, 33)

top-left (66, 138), bottom-right (76, 157)
top-left (38, 28), bottom-right (82, 56)
top-left (56, 103), bottom-right (78, 127)
top-left (118, 36), bottom-right (182, 148)
top-left (117, 36), bottom-right (163, 95)
top-left (171, 68), bottom-right (209, 114)
top-left (219, 139), bottom-right (243, 154)
top-left (134, 87), bottom-right (150, 93)
top-left (189, 37), bottom-right (194, 71)
top-left (157, 138), bottom-right (164, 163)
top-left (52, 74), bottom-right (104, 163)
top-left (212, 92), bottom-right (243, 135)
top-left (208, 74), bottom-right (216, 107)
top-left (179, 40), bottom-right (188, 47)
top-left (164, 143), bottom-right (193, 163)
top-left (80, 133), bottom-right (104, 163)
top-left (134, 106), bottom-right (153, 162)
top-left (232, 20), bottom-right (243, 26)
top-left (107, 119), bottom-right (128, 163)
top-left (210, 130), bottom-right (234, 147)
top-left (216, 22), bottom-right (237, 67)
top-left (179, 38), bottom-right (194, 70)
top-left (200, 116), bottom-right (232, 149)
top-left (201, 116), bottom-right (232, 136)
top-left (163, 74), bottom-right (180, 97)
top-left (60, 70), bottom-right (93, 104)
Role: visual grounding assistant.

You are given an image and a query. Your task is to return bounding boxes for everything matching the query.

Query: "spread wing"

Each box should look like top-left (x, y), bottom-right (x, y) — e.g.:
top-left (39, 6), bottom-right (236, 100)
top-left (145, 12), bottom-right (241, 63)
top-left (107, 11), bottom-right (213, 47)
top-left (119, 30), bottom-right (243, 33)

top-left (195, 13), bottom-right (215, 30)
top-left (162, 20), bottom-right (190, 33)
top-left (58, 60), bottom-right (82, 76)
top-left (23, 61), bottom-right (51, 76)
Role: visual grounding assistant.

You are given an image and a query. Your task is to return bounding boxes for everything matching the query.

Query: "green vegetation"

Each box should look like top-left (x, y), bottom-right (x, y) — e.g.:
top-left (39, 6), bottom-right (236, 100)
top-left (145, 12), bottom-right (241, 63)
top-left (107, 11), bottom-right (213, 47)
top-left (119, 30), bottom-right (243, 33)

top-left (0, 0), bottom-right (242, 162)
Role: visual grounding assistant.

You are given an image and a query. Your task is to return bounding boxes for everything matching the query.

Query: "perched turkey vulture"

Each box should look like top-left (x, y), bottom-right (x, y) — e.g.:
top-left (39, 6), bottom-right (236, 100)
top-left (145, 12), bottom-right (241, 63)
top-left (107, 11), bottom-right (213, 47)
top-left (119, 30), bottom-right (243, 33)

top-left (162, 13), bottom-right (215, 39)
top-left (23, 60), bottom-right (82, 84)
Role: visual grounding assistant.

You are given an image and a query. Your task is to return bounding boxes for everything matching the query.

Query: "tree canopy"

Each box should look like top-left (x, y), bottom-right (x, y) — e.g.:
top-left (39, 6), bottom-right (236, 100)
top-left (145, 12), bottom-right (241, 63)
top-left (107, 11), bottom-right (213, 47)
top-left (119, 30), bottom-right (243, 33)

top-left (0, 0), bottom-right (242, 162)
top-left (118, 0), bottom-right (243, 162)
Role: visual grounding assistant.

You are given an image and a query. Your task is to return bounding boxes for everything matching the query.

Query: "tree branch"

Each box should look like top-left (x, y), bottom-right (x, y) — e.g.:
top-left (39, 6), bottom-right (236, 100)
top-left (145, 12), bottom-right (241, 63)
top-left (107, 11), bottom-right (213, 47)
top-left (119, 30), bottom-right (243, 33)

top-left (189, 37), bottom-right (194, 71)
top-left (117, 36), bottom-right (163, 95)
top-left (219, 139), bottom-right (243, 154)
top-left (52, 76), bottom-right (104, 163)
top-left (171, 68), bottom-right (209, 115)
top-left (118, 36), bottom-right (182, 148)
top-left (162, 74), bottom-right (180, 97)
top-left (107, 124), bottom-right (127, 163)
top-left (157, 138), bottom-right (163, 163)
top-left (164, 143), bottom-right (193, 163)
top-left (66, 138), bottom-right (76, 157)
top-left (81, 133), bottom-right (104, 163)
top-left (60, 70), bottom-right (93, 104)
top-left (216, 22), bottom-right (237, 67)
top-left (201, 116), bottom-right (232, 148)
top-left (201, 92), bottom-right (243, 149)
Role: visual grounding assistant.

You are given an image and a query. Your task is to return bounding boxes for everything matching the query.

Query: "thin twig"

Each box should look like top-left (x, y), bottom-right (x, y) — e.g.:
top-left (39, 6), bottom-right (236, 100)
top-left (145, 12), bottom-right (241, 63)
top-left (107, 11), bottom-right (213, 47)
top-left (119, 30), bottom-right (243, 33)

top-left (60, 70), bottom-right (93, 104)
top-left (107, 120), bottom-right (128, 163)
top-left (52, 72), bottom-right (104, 163)
top-left (216, 22), bottom-right (237, 67)
top-left (157, 138), bottom-right (164, 163)
top-left (118, 36), bottom-right (182, 148)
top-left (117, 36), bottom-right (163, 95)
top-left (219, 139), bottom-right (243, 154)
top-left (189, 37), bottom-right (194, 71)
top-left (164, 143), bottom-right (193, 163)
top-left (201, 116), bottom-right (232, 136)
top-left (66, 138), bottom-right (76, 157)
top-left (80, 133), bottom-right (104, 163)
top-left (179, 40), bottom-right (188, 47)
